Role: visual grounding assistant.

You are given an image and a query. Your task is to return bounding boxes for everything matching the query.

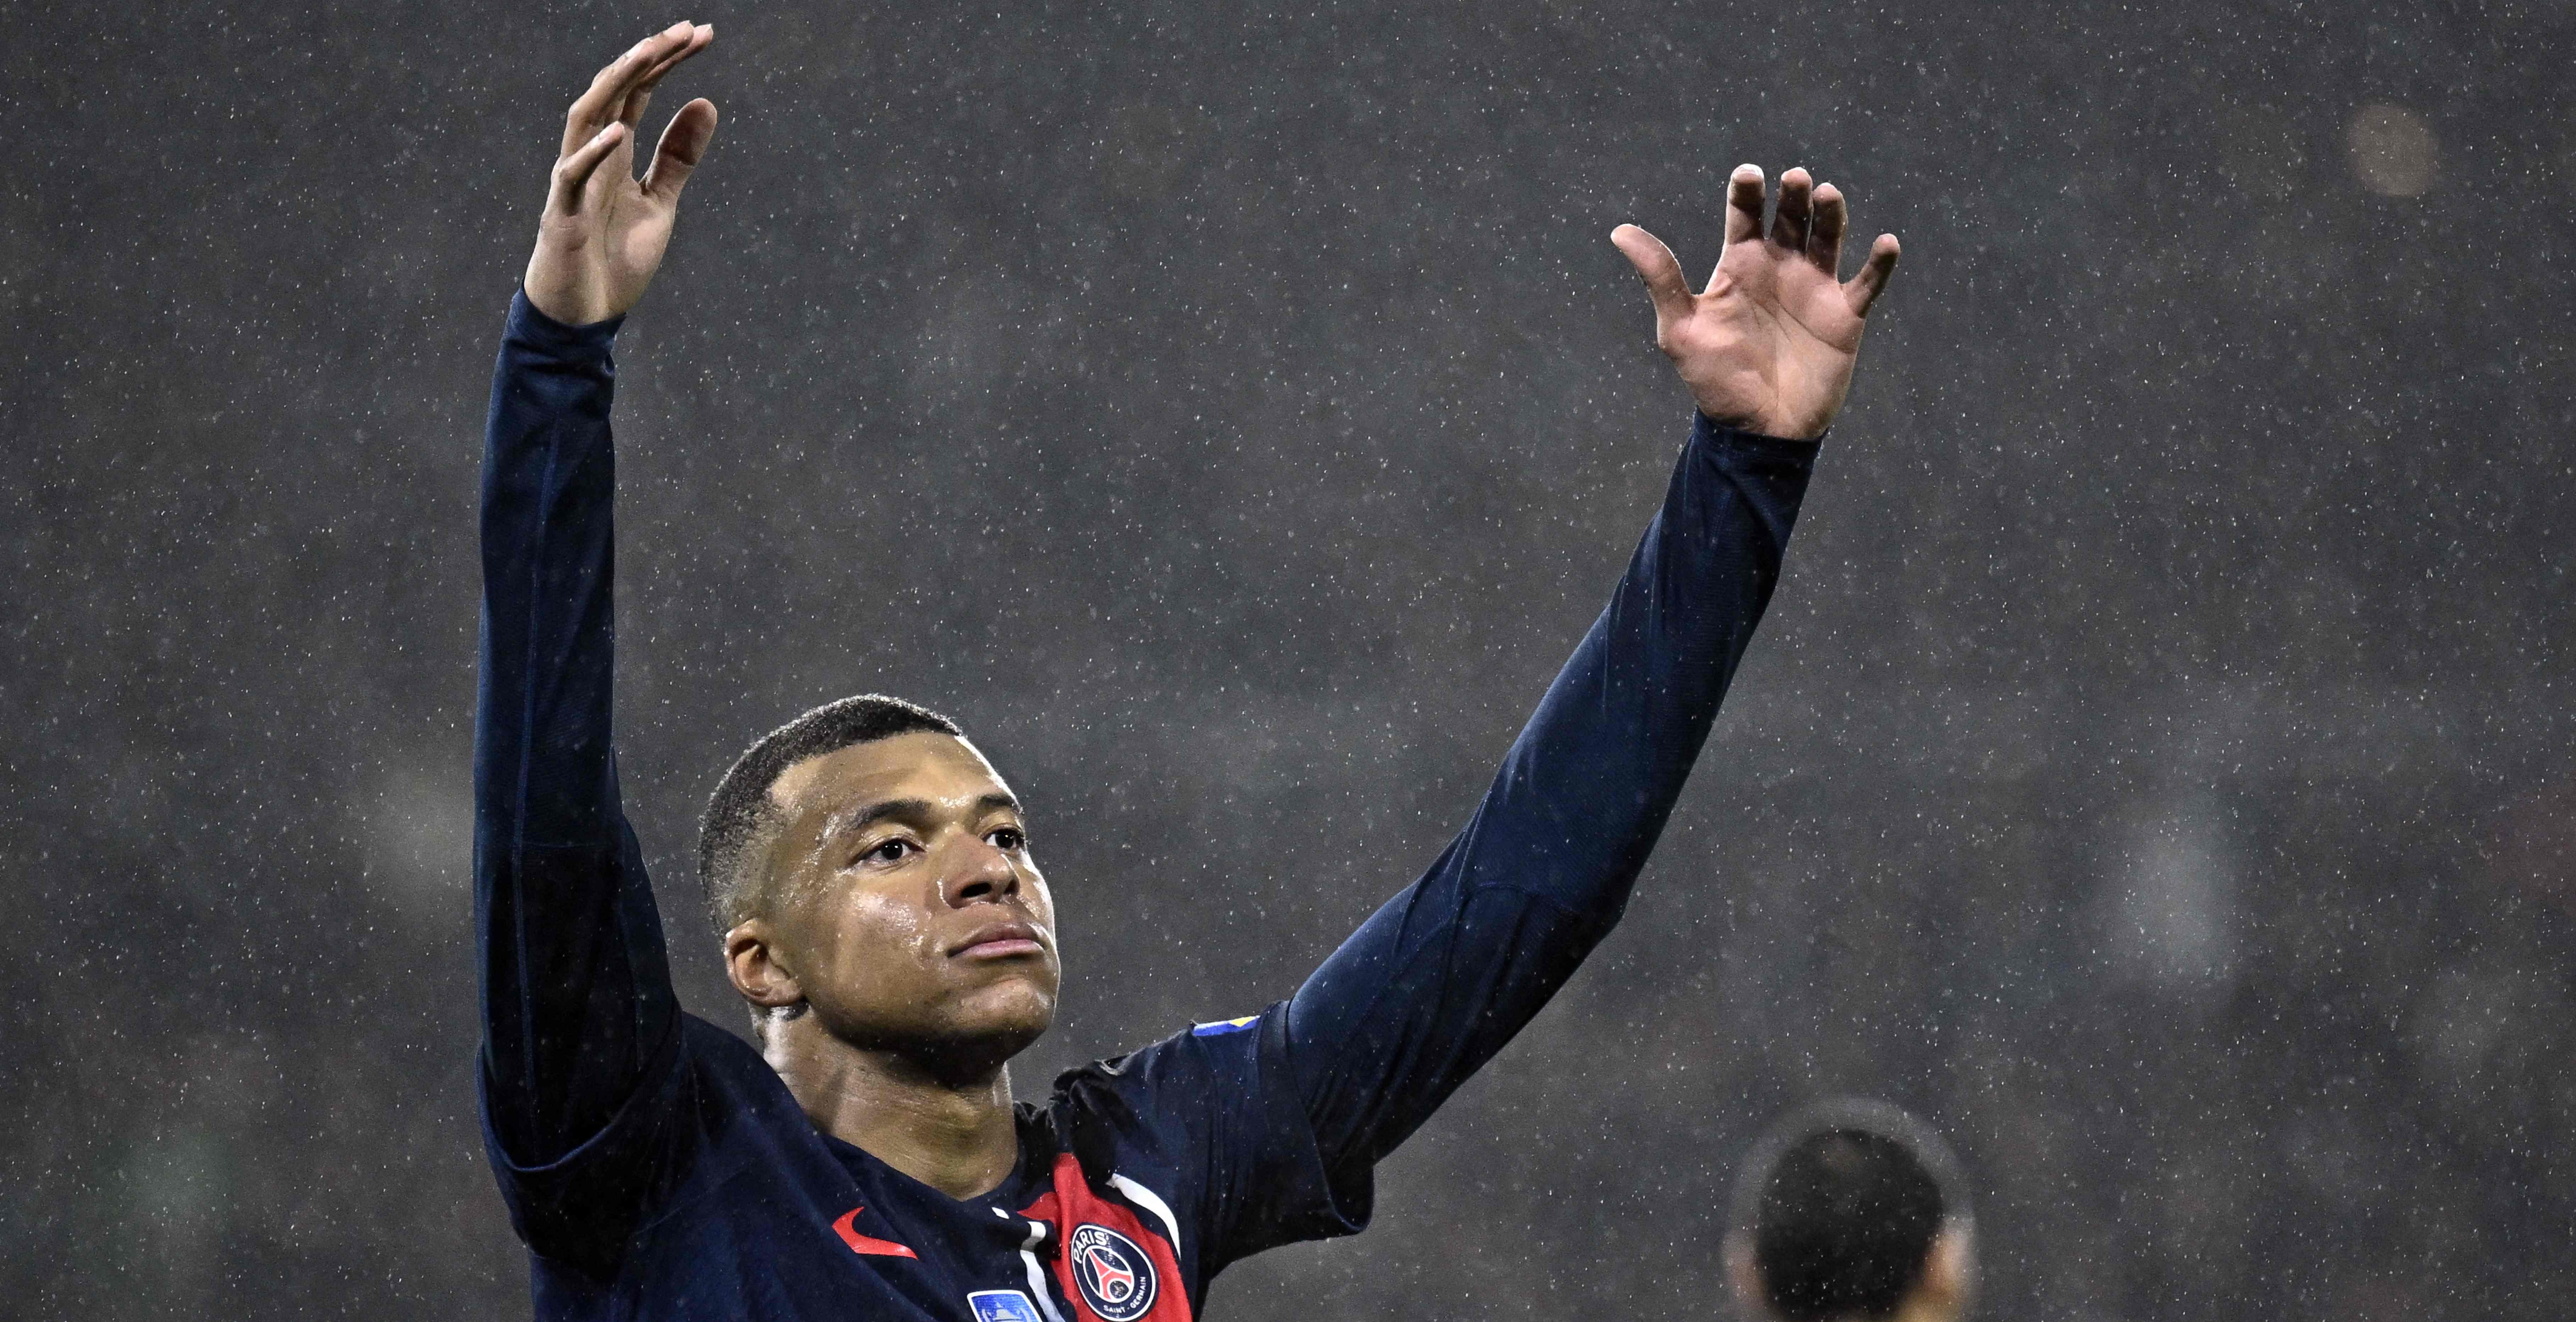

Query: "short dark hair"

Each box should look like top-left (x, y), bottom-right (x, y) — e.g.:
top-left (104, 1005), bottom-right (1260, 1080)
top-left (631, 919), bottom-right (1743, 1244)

top-left (696, 694), bottom-right (963, 933)
top-left (1731, 1099), bottom-right (1968, 1322)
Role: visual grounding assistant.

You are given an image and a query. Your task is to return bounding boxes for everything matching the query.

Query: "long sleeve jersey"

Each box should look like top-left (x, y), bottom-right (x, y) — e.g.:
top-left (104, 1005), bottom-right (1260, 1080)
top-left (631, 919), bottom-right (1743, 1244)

top-left (475, 290), bottom-right (1819, 1322)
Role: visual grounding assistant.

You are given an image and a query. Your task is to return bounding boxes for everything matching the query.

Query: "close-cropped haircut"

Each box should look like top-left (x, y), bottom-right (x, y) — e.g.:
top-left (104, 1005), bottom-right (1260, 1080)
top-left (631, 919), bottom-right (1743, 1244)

top-left (1729, 1099), bottom-right (1970, 1322)
top-left (696, 694), bottom-right (963, 933)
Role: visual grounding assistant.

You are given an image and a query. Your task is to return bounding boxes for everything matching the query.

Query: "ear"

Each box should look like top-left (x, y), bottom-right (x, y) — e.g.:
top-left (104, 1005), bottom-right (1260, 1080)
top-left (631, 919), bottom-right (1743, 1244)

top-left (1724, 1230), bottom-right (1765, 1318)
top-left (725, 918), bottom-right (805, 1013)
top-left (1911, 1222), bottom-right (1976, 1321)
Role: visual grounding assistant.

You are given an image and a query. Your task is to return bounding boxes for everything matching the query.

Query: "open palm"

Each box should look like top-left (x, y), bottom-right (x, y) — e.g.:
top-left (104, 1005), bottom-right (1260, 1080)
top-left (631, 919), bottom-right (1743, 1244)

top-left (1613, 166), bottom-right (1899, 441)
top-left (524, 22), bottom-right (719, 326)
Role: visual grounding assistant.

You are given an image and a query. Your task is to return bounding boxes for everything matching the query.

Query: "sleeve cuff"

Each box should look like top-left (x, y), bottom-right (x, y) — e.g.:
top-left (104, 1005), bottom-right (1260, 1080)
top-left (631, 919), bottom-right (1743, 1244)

top-left (505, 288), bottom-right (626, 359)
top-left (1694, 411), bottom-right (1823, 473)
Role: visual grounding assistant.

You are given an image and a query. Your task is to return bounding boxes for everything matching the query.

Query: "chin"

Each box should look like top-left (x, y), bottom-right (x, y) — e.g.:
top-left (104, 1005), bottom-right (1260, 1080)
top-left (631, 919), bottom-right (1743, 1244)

top-left (903, 1000), bottom-right (1053, 1084)
top-left (809, 972), bottom-right (1058, 1069)
top-left (972, 990), bottom-right (1058, 1046)
top-left (943, 976), bottom-right (1058, 1049)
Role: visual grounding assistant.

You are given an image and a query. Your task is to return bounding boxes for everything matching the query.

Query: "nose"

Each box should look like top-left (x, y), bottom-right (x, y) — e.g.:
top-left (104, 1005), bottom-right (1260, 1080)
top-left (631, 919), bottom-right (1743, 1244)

top-left (941, 834), bottom-right (1021, 908)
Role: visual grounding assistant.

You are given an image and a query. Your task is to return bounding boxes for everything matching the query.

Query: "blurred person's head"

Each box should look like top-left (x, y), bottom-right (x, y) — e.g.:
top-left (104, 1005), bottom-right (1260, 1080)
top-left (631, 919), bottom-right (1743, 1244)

top-left (1726, 1099), bottom-right (1974, 1322)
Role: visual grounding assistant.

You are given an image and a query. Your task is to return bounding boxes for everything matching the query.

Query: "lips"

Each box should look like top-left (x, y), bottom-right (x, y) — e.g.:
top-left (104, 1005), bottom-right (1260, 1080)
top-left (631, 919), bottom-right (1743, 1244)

top-left (948, 919), bottom-right (1048, 961)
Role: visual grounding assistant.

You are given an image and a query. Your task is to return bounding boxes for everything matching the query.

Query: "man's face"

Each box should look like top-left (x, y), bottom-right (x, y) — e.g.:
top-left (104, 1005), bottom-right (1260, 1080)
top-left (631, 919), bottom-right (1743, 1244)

top-left (745, 732), bottom-right (1058, 1073)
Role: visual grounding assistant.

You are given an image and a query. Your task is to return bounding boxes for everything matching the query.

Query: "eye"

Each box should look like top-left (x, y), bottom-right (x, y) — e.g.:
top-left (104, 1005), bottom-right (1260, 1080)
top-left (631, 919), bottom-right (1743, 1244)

top-left (860, 838), bottom-right (916, 865)
top-left (987, 826), bottom-right (1027, 852)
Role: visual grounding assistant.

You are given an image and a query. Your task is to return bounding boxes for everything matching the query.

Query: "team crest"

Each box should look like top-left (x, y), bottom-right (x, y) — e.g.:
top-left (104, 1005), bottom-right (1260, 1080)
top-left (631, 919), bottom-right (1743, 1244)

top-left (1066, 1223), bottom-right (1157, 1322)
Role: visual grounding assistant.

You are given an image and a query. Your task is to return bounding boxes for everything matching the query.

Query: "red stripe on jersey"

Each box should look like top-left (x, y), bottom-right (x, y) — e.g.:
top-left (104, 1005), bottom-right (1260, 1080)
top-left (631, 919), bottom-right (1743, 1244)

top-left (1019, 1155), bottom-right (1191, 1322)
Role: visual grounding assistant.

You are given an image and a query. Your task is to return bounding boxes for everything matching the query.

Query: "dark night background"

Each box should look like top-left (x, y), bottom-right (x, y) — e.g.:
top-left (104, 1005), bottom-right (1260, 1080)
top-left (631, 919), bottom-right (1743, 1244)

top-left (6, 2), bottom-right (2575, 1318)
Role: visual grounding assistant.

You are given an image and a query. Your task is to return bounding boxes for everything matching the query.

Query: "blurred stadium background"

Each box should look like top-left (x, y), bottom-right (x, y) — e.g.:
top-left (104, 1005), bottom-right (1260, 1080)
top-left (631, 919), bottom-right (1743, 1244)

top-left (5, 2), bottom-right (2573, 1318)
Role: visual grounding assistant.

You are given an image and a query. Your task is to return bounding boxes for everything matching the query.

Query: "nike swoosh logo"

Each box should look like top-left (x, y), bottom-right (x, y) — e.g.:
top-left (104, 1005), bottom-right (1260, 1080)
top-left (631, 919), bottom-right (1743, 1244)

top-left (831, 1207), bottom-right (919, 1259)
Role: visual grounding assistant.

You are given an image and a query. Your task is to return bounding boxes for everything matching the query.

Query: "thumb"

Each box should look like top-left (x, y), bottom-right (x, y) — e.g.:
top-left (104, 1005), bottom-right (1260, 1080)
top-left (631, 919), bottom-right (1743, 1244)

top-left (643, 99), bottom-right (719, 202)
top-left (1611, 224), bottom-right (1693, 324)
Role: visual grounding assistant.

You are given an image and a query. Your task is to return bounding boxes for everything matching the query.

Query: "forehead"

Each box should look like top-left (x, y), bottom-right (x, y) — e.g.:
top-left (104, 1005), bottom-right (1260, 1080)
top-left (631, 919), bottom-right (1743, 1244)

top-left (766, 731), bottom-right (1014, 829)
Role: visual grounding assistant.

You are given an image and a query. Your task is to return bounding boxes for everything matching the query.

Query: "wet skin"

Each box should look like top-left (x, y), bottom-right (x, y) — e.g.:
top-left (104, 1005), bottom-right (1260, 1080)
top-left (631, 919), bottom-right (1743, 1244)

top-left (725, 733), bottom-right (1059, 1089)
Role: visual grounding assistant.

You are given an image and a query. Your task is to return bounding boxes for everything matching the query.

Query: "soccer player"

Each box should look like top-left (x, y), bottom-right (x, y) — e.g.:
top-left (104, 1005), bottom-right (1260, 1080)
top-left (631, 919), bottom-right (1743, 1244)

top-left (1725, 1101), bottom-right (1975, 1322)
top-left (478, 22), bottom-right (1901, 1322)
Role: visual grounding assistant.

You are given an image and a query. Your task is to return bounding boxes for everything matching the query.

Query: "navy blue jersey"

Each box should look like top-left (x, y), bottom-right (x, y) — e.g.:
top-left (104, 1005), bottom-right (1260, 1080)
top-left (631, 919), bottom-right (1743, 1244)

top-left (476, 291), bottom-right (1818, 1322)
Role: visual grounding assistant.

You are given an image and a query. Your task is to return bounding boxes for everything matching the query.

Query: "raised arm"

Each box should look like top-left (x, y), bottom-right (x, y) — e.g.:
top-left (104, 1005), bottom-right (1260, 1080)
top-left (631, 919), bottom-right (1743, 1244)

top-left (474, 23), bottom-right (717, 1260)
top-left (1282, 167), bottom-right (1899, 1186)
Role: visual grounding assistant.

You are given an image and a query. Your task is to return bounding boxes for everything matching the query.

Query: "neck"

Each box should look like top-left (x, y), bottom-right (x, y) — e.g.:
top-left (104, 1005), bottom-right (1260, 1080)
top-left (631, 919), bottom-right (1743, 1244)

top-left (763, 1017), bottom-right (1021, 1200)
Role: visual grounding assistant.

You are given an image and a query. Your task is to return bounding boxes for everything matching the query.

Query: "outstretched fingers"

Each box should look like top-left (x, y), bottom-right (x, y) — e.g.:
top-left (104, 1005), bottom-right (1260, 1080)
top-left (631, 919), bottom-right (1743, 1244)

top-left (1807, 183), bottom-right (1847, 275)
top-left (563, 22), bottom-right (699, 154)
top-left (1611, 223), bottom-right (1696, 324)
top-left (1844, 233), bottom-right (1902, 316)
top-left (617, 23), bottom-right (713, 132)
top-left (1769, 167), bottom-right (1813, 252)
top-left (1721, 164), bottom-right (1767, 249)
top-left (642, 98), bottom-right (719, 202)
top-left (548, 123), bottom-right (628, 216)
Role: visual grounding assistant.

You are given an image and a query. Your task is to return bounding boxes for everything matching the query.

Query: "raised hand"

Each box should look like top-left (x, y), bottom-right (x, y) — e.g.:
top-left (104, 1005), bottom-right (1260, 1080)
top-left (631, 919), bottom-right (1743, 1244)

top-left (523, 22), bottom-right (719, 326)
top-left (1613, 167), bottom-right (1899, 441)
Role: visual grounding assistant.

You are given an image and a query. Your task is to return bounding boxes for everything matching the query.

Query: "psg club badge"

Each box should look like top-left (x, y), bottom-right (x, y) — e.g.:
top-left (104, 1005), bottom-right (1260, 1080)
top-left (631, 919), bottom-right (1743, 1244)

top-left (1067, 1223), bottom-right (1158, 1322)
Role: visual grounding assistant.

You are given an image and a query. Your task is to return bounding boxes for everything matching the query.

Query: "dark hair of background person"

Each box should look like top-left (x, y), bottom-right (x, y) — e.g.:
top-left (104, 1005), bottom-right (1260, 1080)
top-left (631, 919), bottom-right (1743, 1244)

top-left (695, 693), bottom-right (962, 933)
top-left (1732, 1099), bottom-right (1969, 1322)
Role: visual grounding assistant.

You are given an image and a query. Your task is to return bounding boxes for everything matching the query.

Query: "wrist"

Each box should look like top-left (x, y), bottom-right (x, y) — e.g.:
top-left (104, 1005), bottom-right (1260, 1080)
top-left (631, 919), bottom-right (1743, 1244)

top-left (522, 242), bottom-right (637, 327)
top-left (520, 270), bottom-right (628, 329)
top-left (1695, 409), bottom-right (1825, 447)
top-left (1694, 411), bottom-right (1826, 456)
top-left (507, 287), bottom-right (625, 357)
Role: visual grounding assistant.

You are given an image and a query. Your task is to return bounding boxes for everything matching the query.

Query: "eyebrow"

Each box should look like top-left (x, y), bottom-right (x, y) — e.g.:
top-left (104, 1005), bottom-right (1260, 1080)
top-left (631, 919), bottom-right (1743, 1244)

top-left (823, 792), bottom-right (1022, 842)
